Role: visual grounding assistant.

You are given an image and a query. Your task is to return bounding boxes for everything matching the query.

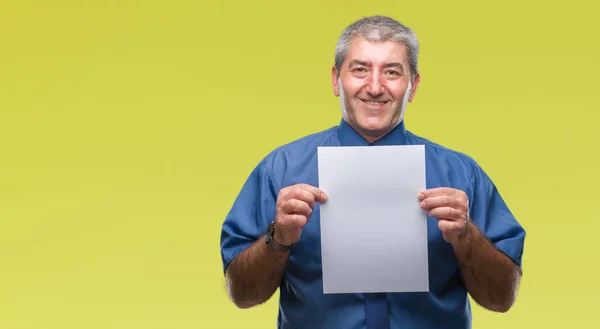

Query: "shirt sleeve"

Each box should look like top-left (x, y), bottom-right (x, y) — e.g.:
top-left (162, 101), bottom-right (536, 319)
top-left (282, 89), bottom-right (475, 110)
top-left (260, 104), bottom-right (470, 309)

top-left (219, 157), bottom-right (279, 273)
top-left (467, 162), bottom-right (526, 269)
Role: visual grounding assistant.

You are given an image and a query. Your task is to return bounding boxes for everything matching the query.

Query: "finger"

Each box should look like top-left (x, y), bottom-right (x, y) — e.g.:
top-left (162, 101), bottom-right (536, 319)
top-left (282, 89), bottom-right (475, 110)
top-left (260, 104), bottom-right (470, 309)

top-left (287, 187), bottom-right (317, 209)
top-left (427, 207), bottom-right (465, 221)
top-left (420, 195), bottom-right (465, 211)
top-left (281, 199), bottom-right (313, 216)
top-left (278, 213), bottom-right (308, 228)
top-left (437, 219), bottom-right (464, 232)
top-left (297, 183), bottom-right (328, 202)
top-left (418, 187), bottom-right (460, 200)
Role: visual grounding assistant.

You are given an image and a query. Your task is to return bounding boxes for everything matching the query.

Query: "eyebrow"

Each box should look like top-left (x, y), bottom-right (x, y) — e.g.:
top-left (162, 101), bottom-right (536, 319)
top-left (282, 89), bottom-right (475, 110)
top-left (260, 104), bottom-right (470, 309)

top-left (348, 60), bottom-right (405, 72)
top-left (383, 62), bottom-right (404, 69)
top-left (348, 60), bottom-right (370, 67)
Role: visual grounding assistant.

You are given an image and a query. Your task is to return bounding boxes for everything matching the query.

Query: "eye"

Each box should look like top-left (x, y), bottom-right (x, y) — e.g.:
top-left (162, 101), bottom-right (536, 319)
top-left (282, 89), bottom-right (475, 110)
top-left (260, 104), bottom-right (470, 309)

top-left (385, 70), bottom-right (400, 76)
top-left (351, 67), bottom-right (369, 77)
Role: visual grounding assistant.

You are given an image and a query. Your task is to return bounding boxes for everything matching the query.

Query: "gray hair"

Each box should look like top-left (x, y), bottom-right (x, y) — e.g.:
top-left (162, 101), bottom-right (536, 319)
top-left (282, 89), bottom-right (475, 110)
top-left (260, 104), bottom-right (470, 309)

top-left (334, 16), bottom-right (419, 80)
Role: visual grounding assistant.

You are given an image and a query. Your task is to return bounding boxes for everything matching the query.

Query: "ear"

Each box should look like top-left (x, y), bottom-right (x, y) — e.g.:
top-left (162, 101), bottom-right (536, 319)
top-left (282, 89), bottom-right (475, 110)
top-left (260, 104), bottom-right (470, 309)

top-left (331, 66), bottom-right (340, 97)
top-left (408, 73), bottom-right (421, 102)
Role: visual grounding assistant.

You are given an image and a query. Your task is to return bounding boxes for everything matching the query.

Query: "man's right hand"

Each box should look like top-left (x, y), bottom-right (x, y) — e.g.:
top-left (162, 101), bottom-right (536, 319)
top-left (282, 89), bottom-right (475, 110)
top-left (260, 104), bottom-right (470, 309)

top-left (273, 183), bottom-right (328, 246)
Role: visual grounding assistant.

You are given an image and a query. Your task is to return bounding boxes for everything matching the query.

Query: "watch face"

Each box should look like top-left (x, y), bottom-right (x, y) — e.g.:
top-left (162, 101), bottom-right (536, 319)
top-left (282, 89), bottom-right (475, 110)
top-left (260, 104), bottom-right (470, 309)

top-left (266, 221), bottom-right (275, 242)
top-left (264, 221), bottom-right (292, 252)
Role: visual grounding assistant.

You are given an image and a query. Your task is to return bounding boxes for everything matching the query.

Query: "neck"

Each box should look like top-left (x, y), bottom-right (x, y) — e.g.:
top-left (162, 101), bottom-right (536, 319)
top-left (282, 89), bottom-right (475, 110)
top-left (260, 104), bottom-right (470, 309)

top-left (338, 118), bottom-right (408, 147)
top-left (339, 123), bottom-right (396, 144)
top-left (350, 124), bottom-right (391, 144)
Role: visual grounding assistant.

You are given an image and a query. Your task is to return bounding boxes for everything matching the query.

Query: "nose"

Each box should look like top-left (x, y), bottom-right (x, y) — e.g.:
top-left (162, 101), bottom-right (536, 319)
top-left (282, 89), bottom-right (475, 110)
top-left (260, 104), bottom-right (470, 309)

top-left (365, 72), bottom-right (384, 97)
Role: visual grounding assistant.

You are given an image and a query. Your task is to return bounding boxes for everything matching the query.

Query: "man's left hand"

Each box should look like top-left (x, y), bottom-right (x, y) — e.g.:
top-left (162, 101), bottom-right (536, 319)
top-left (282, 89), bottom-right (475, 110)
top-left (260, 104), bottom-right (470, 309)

top-left (418, 187), bottom-right (470, 244)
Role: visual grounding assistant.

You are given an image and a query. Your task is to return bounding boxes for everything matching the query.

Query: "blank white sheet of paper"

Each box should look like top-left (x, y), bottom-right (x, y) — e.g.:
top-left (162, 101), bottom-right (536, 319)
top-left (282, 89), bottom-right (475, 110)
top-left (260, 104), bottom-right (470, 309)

top-left (317, 145), bottom-right (429, 294)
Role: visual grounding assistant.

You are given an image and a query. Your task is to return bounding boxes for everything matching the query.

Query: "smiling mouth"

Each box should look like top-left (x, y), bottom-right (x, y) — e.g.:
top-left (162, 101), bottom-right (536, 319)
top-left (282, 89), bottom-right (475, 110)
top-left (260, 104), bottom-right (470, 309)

top-left (360, 99), bottom-right (388, 106)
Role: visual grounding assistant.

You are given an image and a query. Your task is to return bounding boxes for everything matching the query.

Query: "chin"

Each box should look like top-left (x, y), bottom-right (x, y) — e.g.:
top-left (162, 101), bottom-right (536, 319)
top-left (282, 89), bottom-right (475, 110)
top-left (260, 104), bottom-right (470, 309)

top-left (360, 118), bottom-right (392, 131)
top-left (356, 124), bottom-right (388, 138)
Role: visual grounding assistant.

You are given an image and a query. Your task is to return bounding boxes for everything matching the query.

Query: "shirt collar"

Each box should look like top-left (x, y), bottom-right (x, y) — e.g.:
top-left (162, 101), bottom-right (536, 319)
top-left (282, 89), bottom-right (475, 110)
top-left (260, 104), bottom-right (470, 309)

top-left (337, 119), bottom-right (409, 146)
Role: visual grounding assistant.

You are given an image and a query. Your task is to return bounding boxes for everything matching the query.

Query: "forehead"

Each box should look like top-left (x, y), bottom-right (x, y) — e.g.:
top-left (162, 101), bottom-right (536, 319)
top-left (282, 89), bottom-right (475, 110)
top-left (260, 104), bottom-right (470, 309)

top-left (345, 37), bottom-right (408, 66)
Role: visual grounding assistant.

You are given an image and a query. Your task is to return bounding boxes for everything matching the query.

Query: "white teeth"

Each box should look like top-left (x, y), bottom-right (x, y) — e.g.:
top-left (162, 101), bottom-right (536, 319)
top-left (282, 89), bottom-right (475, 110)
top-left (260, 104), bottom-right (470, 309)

top-left (364, 101), bottom-right (386, 106)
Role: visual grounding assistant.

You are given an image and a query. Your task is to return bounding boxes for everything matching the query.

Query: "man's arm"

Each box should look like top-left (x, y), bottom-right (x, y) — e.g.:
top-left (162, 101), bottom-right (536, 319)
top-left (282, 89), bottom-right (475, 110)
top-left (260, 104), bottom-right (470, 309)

top-left (224, 183), bottom-right (327, 309)
top-left (225, 236), bottom-right (290, 309)
top-left (452, 220), bottom-right (521, 312)
top-left (418, 187), bottom-right (522, 313)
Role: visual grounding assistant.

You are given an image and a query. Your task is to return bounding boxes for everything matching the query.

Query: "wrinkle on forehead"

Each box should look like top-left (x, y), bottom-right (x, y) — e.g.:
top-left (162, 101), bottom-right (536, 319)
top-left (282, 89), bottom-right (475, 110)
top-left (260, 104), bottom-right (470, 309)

top-left (346, 37), bottom-right (409, 69)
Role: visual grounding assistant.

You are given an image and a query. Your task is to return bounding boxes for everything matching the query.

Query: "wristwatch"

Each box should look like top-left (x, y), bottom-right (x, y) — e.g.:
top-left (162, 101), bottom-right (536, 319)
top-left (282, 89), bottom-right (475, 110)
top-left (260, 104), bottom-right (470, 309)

top-left (264, 221), bottom-right (295, 252)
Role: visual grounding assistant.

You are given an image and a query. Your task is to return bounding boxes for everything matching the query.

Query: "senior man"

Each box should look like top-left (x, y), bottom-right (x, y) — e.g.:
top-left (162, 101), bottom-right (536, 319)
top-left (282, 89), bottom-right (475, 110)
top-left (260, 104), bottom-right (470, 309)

top-left (220, 15), bottom-right (526, 329)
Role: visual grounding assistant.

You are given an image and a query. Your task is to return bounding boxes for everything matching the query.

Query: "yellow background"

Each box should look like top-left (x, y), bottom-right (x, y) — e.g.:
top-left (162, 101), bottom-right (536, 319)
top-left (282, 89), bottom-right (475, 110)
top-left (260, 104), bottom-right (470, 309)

top-left (1, 0), bottom-right (598, 328)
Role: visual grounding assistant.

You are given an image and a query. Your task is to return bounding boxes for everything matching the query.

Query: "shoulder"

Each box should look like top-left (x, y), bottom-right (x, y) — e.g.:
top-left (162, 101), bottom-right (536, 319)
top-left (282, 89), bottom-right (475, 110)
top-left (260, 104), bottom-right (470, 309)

top-left (406, 130), bottom-right (489, 188)
top-left (259, 125), bottom-right (339, 172)
top-left (408, 131), bottom-right (479, 166)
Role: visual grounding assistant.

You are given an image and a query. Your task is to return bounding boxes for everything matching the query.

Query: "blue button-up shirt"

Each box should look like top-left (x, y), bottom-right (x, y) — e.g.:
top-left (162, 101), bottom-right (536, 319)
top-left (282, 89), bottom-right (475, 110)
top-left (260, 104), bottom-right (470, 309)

top-left (220, 119), bottom-right (526, 329)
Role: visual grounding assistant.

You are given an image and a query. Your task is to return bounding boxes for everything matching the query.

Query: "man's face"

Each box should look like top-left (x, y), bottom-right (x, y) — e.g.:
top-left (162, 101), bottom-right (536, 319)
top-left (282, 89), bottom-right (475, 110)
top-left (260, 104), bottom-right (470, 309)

top-left (332, 37), bottom-right (420, 141)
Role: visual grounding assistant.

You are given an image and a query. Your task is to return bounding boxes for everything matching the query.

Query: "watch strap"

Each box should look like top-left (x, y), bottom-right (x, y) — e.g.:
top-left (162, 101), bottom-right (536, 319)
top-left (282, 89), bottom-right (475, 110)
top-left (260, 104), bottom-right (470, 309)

top-left (265, 221), bottom-right (295, 252)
